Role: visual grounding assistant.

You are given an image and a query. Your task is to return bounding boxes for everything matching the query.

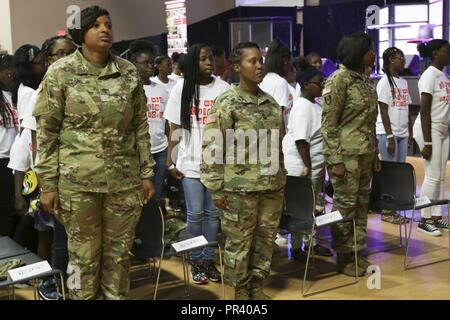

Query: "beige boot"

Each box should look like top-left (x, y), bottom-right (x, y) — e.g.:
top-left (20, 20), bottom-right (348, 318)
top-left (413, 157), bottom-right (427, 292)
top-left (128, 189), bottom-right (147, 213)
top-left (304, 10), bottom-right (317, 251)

top-left (249, 278), bottom-right (271, 300)
top-left (336, 252), bottom-right (366, 277)
top-left (356, 252), bottom-right (371, 270)
top-left (234, 286), bottom-right (250, 300)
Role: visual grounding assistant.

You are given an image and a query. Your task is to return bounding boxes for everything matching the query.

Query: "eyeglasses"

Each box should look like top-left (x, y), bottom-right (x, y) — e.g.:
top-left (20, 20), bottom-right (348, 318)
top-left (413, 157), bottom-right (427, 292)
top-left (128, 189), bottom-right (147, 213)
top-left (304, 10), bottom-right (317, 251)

top-left (136, 61), bottom-right (154, 66)
top-left (32, 60), bottom-right (47, 67)
top-left (50, 51), bottom-right (73, 58)
top-left (307, 80), bottom-right (325, 87)
top-left (392, 56), bottom-right (406, 62)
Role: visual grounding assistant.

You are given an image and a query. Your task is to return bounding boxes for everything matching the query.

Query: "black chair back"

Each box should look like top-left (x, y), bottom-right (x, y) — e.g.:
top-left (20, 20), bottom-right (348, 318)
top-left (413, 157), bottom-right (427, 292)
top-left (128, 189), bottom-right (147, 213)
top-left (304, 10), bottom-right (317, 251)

top-left (132, 199), bottom-right (164, 259)
top-left (281, 176), bottom-right (315, 232)
top-left (370, 161), bottom-right (416, 210)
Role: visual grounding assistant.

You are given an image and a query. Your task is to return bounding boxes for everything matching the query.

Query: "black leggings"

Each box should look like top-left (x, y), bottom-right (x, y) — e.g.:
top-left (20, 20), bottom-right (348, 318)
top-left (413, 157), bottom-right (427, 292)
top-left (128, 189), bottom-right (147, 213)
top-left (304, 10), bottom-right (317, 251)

top-left (0, 158), bottom-right (18, 237)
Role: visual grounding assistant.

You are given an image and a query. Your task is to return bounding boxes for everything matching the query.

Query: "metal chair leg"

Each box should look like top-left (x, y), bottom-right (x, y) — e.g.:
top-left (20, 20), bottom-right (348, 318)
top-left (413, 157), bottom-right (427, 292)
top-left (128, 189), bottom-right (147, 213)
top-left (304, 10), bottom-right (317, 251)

top-left (218, 245), bottom-right (225, 300)
top-left (353, 219), bottom-right (358, 282)
top-left (58, 272), bottom-right (66, 300)
top-left (153, 247), bottom-right (165, 300)
top-left (301, 232), bottom-right (314, 296)
top-left (404, 207), bottom-right (416, 270)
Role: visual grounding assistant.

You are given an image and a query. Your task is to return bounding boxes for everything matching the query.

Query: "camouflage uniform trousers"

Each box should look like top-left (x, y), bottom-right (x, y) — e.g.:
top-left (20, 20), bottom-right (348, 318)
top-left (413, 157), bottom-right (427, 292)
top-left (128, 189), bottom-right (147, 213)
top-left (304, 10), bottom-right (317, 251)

top-left (220, 188), bottom-right (284, 288)
top-left (57, 187), bottom-right (143, 300)
top-left (327, 153), bottom-right (374, 253)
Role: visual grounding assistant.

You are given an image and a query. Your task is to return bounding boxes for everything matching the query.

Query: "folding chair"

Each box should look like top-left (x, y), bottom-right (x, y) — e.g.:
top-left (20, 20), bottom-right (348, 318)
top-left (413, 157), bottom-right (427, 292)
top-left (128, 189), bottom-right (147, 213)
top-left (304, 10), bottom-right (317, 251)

top-left (0, 237), bottom-right (66, 300)
top-left (158, 231), bottom-right (225, 300)
top-left (370, 161), bottom-right (450, 270)
top-left (131, 200), bottom-right (224, 300)
top-left (280, 176), bottom-right (359, 297)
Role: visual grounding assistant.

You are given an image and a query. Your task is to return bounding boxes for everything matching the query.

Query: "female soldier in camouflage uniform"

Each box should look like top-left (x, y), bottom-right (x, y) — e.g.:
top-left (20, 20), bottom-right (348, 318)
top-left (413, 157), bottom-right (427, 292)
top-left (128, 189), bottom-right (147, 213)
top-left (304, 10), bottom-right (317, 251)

top-left (201, 42), bottom-right (286, 299)
top-left (321, 32), bottom-right (381, 277)
top-left (33, 6), bottom-right (155, 299)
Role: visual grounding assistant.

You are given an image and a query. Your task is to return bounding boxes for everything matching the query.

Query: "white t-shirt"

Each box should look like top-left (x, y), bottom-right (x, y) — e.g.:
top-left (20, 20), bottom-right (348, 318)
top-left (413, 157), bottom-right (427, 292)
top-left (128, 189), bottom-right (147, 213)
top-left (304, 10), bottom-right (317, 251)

top-left (17, 84), bottom-right (36, 123)
top-left (8, 128), bottom-right (33, 172)
top-left (285, 83), bottom-right (298, 128)
top-left (260, 72), bottom-right (293, 109)
top-left (168, 73), bottom-right (183, 81)
top-left (151, 76), bottom-right (177, 95)
top-left (164, 77), bottom-right (230, 178)
top-left (282, 97), bottom-right (324, 177)
top-left (417, 65), bottom-right (450, 126)
top-left (375, 75), bottom-right (411, 137)
top-left (20, 86), bottom-right (41, 132)
top-left (0, 91), bottom-right (18, 158)
top-left (144, 82), bottom-right (169, 154)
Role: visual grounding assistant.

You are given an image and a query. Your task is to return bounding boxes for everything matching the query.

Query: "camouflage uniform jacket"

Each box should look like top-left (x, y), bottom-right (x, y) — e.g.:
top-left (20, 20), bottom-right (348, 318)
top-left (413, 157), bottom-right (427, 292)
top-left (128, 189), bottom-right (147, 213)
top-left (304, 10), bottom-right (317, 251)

top-left (33, 49), bottom-right (154, 193)
top-left (321, 65), bottom-right (378, 165)
top-left (200, 84), bottom-right (286, 195)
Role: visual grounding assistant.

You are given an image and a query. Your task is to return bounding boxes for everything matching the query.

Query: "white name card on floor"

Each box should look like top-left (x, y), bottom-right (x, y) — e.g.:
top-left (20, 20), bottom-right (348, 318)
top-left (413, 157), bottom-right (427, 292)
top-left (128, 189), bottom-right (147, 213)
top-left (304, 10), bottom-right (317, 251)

top-left (415, 196), bottom-right (431, 206)
top-left (7, 261), bottom-right (52, 282)
top-left (316, 211), bottom-right (343, 226)
top-left (172, 236), bottom-right (208, 253)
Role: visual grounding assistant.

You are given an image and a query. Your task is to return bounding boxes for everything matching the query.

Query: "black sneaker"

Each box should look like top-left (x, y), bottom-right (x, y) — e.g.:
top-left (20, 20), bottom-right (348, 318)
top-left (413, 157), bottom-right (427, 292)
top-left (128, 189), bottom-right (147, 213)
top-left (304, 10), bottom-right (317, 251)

top-left (290, 248), bottom-right (307, 262)
top-left (305, 244), bottom-right (333, 257)
top-left (418, 221), bottom-right (441, 236)
top-left (433, 219), bottom-right (449, 231)
top-left (202, 260), bottom-right (221, 282)
top-left (38, 278), bottom-right (60, 300)
top-left (190, 261), bottom-right (208, 284)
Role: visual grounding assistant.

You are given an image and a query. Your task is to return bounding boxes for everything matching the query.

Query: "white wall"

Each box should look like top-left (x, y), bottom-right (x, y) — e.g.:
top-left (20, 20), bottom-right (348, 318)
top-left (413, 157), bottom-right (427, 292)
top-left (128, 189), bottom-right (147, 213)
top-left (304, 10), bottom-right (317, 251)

top-left (7, 0), bottom-right (235, 52)
top-left (0, 0), bottom-right (13, 53)
top-left (235, 0), bottom-right (304, 7)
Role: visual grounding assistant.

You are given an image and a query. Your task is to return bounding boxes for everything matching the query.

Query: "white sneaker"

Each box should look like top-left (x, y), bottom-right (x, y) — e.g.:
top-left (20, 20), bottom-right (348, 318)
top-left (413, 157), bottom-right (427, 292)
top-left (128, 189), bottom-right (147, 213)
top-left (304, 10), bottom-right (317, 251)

top-left (275, 233), bottom-right (288, 246)
top-left (418, 222), bottom-right (442, 236)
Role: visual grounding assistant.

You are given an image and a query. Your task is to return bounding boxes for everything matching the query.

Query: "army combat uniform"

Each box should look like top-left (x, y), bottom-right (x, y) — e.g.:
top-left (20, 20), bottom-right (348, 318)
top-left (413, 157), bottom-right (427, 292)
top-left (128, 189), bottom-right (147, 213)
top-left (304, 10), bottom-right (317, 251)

top-left (201, 85), bottom-right (286, 299)
top-left (33, 49), bottom-right (154, 300)
top-left (321, 65), bottom-right (377, 268)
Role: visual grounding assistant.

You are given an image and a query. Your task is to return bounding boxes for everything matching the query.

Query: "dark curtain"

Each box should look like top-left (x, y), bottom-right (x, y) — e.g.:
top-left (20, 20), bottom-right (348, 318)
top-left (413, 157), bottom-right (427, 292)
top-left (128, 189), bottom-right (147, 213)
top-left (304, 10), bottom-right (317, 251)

top-left (188, 6), bottom-right (299, 56)
top-left (303, 0), bottom-right (384, 62)
top-left (112, 33), bottom-right (168, 58)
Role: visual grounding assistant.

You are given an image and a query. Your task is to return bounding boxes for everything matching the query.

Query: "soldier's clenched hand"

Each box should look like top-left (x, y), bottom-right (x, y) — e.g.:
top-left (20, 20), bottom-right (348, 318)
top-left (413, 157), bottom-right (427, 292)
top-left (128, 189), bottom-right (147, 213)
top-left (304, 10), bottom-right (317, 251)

top-left (40, 192), bottom-right (59, 215)
top-left (212, 193), bottom-right (230, 211)
top-left (332, 163), bottom-right (346, 178)
top-left (421, 145), bottom-right (432, 160)
top-left (142, 179), bottom-right (156, 204)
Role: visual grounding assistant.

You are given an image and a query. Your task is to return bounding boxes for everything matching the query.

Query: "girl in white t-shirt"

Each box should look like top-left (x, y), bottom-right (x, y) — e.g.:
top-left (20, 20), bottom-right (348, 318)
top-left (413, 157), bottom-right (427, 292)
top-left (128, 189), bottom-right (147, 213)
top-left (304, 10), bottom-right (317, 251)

top-left (376, 47), bottom-right (412, 225)
top-left (151, 55), bottom-right (177, 95)
top-left (414, 39), bottom-right (450, 236)
top-left (164, 43), bottom-right (230, 284)
top-left (130, 40), bottom-right (169, 204)
top-left (169, 52), bottom-right (184, 81)
top-left (0, 53), bottom-right (19, 237)
top-left (283, 65), bottom-right (332, 259)
top-left (260, 39), bottom-right (293, 133)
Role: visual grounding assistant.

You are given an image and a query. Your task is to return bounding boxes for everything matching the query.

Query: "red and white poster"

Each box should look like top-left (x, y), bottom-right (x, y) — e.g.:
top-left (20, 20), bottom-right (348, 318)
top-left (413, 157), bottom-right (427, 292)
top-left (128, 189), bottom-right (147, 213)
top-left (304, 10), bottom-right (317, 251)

top-left (165, 0), bottom-right (188, 55)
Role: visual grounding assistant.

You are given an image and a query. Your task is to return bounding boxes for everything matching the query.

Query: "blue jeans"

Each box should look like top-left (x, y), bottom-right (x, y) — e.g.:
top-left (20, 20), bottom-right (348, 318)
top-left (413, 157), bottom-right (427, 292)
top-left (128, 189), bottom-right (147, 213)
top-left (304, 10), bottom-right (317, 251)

top-left (182, 178), bottom-right (219, 261)
top-left (377, 134), bottom-right (408, 163)
top-left (151, 149), bottom-right (167, 202)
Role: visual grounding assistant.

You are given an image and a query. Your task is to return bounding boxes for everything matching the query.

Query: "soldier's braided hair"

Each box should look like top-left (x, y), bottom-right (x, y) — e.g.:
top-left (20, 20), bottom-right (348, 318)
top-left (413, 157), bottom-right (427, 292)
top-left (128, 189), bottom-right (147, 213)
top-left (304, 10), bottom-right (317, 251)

top-left (180, 43), bottom-right (209, 131)
top-left (382, 47), bottom-right (403, 99)
top-left (231, 42), bottom-right (260, 65)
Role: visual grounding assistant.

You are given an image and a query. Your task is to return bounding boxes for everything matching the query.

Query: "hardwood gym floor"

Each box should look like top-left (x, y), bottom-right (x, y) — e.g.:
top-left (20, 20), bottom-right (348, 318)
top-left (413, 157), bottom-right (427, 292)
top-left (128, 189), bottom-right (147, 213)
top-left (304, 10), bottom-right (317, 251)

top-left (3, 157), bottom-right (450, 300)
